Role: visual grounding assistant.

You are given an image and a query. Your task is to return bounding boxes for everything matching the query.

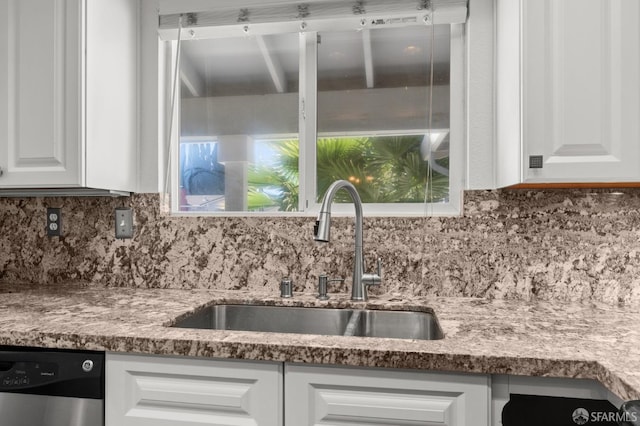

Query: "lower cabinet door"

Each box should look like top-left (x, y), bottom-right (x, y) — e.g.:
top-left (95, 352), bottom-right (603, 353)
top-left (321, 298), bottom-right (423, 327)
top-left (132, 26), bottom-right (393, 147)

top-left (106, 353), bottom-right (283, 426)
top-left (285, 364), bottom-right (490, 426)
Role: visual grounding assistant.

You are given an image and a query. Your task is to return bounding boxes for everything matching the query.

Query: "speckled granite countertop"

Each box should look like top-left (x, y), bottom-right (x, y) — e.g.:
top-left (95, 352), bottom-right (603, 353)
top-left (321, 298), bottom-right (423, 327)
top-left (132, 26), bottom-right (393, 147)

top-left (1, 281), bottom-right (639, 401)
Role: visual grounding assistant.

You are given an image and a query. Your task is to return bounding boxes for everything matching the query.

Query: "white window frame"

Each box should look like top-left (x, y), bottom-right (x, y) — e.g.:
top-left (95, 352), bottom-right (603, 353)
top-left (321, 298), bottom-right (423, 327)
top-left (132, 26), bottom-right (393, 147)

top-left (161, 14), bottom-right (466, 218)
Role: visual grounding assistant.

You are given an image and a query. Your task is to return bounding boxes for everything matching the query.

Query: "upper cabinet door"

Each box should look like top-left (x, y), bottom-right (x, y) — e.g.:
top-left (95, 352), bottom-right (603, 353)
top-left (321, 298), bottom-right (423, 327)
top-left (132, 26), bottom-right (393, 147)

top-left (0, 0), bottom-right (82, 187)
top-left (523, 0), bottom-right (640, 183)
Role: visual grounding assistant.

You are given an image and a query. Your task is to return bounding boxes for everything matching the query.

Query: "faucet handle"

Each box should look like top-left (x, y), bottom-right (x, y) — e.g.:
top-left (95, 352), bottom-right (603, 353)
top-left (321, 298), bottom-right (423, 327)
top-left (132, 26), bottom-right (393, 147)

top-left (362, 258), bottom-right (382, 288)
top-left (375, 257), bottom-right (382, 278)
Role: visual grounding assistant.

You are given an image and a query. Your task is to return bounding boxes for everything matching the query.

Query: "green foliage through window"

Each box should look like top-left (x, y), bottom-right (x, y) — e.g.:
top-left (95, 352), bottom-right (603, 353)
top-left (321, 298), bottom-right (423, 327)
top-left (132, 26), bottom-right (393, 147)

top-left (247, 135), bottom-right (449, 212)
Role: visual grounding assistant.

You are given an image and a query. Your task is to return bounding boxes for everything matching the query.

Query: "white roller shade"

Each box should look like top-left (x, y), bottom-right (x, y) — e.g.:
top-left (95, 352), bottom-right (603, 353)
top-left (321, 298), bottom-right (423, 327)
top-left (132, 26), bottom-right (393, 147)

top-left (159, 0), bottom-right (468, 37)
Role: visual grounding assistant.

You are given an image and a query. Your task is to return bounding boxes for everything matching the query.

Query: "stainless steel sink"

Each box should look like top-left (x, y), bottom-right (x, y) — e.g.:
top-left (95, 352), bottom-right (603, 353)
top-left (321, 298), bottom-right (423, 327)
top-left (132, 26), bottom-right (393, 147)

top-left (348, 309), bottom-right (444, 340)
top-left (171, 304), bottom-right (443, 340)
top-left (173, 305), bottom-right (353, 336)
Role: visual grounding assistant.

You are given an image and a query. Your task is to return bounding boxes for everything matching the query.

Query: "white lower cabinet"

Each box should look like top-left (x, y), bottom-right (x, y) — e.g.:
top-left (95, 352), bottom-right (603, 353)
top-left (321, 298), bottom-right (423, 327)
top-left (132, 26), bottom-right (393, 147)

top-left (285, 364), bottom-right (490, 426)
top-left (106, 353), bottom-right (490, 426)
top-left (106, 353), bottom-right (626, 426)
top-left (105, 353), bottom-right (283, 426)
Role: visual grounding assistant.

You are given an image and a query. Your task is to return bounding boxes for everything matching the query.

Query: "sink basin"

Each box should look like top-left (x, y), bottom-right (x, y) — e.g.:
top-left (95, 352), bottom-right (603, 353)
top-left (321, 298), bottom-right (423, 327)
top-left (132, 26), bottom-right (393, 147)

top-left (349, 309), bottom-right (444, 340)
top-left (173, 305), bottom-right (353, 336)
top-left (171, 305), bottom-right (443, 340)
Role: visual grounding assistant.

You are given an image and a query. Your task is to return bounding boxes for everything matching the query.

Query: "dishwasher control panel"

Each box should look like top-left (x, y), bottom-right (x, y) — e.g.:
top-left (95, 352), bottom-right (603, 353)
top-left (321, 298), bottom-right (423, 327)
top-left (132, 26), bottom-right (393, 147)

top-left (0, 361), bottom-right (58, 390)
top-left (0, 348), bottom-right (104, 399)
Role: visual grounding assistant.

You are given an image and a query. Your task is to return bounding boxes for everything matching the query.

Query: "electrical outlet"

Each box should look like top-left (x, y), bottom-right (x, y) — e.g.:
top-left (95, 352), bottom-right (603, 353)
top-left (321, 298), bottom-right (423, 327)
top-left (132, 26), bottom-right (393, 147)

top-left (115, 208), bottom-right (134, 239)
top-left (46, 208), bottom-right (62, 237)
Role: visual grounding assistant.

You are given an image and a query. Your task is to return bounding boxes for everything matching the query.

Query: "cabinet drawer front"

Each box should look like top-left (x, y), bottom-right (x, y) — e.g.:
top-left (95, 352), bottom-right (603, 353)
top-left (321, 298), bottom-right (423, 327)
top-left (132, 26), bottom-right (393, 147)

top-left (106, 353), bottom-right (282, 426)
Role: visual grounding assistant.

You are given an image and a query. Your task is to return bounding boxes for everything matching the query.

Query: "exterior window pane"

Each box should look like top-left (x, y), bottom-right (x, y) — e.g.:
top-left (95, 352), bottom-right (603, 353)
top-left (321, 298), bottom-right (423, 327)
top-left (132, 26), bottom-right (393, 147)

top-left (249, 138), bottom-right (300, 212)
top-left (316, 25), bottom-right (451, 204)
top-left (178, 33), bottom-right (300, 212)
top-left (317, 134), bottom-right (449, 204)
top-left (179, 138), bottom-right (300, 212)
top-left (169, 18), bottom-right (460, 215)
top-left (179, 140), bottom-right (224, 211)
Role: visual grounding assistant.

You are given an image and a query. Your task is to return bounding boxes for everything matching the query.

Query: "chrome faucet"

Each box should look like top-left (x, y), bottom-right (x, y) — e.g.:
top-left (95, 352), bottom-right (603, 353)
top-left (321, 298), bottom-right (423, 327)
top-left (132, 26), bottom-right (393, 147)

top-left (313, 180), bottom-right (382, 301)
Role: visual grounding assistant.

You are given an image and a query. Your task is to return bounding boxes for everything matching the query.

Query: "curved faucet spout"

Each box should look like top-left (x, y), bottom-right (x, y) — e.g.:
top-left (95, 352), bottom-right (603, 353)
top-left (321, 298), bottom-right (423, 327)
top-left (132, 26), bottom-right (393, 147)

top-left (314, 180), bottom-right (363, 244)
top-left (314, 180), bottom-right (375, 301)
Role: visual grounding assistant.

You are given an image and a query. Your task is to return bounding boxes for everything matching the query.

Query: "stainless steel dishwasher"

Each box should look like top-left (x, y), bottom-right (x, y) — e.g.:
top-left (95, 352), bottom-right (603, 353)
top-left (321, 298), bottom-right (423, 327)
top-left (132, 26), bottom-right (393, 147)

top-left (0, 346), bottom-right (104, 426)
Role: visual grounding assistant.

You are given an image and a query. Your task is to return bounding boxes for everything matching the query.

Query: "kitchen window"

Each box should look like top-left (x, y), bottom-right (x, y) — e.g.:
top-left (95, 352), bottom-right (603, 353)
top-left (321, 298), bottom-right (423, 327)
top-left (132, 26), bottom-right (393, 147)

top-left (159, 0), bottom-right (467, 216)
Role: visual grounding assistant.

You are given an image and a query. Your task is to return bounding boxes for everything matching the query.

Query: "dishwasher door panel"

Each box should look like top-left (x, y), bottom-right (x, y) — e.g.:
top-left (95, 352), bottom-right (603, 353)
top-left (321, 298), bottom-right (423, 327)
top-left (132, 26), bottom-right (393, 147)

top-left (0, 392), bottom-right (103, 426)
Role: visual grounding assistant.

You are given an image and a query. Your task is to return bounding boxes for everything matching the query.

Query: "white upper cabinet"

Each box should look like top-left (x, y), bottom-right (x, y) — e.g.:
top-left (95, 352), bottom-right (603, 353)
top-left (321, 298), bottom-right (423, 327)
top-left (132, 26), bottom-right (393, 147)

top-left (0, 0), bottom-right (138, 193)
top-left (497, 0), bottom-right (640, 186)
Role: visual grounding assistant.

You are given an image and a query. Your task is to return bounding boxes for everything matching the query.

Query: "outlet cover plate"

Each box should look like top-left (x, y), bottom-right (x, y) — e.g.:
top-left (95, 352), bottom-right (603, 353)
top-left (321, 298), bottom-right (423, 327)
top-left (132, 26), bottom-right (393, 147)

top-left (46, 207), bottom-right (62, 237)
top-left (115, 208), bottom-right (134, 239)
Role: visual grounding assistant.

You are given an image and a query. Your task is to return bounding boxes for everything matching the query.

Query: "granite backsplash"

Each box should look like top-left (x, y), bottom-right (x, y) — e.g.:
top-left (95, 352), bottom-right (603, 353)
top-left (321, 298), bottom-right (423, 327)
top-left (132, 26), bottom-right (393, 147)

top-left (1, 189), bottom-right (639, 305)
